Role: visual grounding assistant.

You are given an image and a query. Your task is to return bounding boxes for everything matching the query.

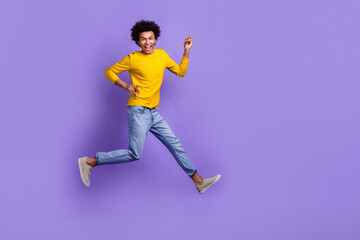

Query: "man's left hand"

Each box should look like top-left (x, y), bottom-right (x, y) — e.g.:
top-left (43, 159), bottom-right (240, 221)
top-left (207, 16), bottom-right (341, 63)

top-left (184, 36), bottom-right (193, 50)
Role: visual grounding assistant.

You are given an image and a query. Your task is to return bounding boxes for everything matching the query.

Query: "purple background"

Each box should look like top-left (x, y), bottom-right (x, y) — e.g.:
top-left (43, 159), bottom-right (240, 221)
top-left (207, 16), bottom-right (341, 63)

top-left (1, 0), bottom-right (359, 239)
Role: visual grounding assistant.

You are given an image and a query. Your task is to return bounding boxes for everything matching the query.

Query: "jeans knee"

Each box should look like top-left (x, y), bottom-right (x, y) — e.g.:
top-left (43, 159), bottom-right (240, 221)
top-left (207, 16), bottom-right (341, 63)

top-left (129, 148), bottom-right (142, 160)
top-left (133, 154), bottom-right (141, 160)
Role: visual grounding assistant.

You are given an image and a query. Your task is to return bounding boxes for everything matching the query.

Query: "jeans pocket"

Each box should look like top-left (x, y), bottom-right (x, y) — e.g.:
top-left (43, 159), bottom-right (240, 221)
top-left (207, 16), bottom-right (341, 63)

top-left (131, 106), bottom-right (146, 114)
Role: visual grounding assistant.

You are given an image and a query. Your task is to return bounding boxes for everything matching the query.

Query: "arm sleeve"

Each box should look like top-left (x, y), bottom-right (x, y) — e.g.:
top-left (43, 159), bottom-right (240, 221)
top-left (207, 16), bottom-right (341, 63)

top-left (165, 52), bottom-right (189, 77)
top-left (104, 54), bottom-right (131, 84)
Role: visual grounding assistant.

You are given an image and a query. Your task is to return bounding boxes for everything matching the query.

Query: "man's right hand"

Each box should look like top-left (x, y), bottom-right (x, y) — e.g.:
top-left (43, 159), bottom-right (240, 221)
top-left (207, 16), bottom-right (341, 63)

top-left (125, 84), bottom-right (141, 97)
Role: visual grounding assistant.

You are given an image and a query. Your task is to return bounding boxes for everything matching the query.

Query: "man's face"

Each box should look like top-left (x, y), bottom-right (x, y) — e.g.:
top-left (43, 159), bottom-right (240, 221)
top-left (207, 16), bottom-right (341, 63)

top-left (137, 31), bottom-right (156, 54)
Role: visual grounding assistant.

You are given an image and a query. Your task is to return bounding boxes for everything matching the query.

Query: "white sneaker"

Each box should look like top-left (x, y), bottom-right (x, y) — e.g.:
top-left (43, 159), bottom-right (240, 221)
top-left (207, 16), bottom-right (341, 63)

top-left (196, 174), bottom-right (221, 194)
top-left (78, 157), bottom-right (93, 187)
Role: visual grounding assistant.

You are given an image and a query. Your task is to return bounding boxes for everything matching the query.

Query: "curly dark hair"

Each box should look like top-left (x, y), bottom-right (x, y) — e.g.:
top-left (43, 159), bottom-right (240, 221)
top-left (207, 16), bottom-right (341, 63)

top-left (131, 19), bottom-right (161, 47)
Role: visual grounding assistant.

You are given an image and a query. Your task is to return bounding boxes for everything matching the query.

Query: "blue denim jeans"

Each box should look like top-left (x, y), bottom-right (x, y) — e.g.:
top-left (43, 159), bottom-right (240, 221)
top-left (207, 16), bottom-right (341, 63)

top-left (96, 106), bottom-right (197, 177)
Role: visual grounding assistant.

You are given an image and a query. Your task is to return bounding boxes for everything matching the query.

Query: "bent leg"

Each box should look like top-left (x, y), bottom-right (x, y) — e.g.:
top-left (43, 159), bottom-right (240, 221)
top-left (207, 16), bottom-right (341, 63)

top-left (96, 148), bottom-right (138, 165)
top-left (96, 106), bottom-right (151, 165)
top-left (150, 112), bottom-right (197, 177)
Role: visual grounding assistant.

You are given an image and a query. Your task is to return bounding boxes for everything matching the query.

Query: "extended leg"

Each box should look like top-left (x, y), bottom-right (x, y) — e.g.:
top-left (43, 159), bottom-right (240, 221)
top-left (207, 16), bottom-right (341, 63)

top-left (78, 106), bottom-right (152, 188)
top-left (150, 112), bottom-right (198, 179)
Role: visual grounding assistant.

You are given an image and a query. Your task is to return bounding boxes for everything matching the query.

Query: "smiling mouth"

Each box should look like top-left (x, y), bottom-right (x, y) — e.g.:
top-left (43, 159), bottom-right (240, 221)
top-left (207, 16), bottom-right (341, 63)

top-left (144, 45), bottom-right (152, 50)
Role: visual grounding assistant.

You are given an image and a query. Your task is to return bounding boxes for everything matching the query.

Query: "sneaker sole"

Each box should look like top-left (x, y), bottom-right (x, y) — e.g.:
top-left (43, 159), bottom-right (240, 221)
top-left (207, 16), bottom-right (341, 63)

top-left (78, 157), bottom-right (90, 187)
top-left (199, 174), bottom-right (221, 194)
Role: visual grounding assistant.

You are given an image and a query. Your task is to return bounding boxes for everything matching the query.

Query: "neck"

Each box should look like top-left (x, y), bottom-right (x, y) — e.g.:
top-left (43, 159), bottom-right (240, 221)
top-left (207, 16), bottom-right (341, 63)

top-left (141, 49), bottom-right (154, 55)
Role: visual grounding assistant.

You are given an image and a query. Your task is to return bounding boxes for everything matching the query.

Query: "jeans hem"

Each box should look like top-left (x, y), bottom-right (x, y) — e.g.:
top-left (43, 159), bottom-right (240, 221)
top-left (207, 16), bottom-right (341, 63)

top-left (190, 169), bottom-right (197, 178)
top-left (96, 152), bottom-right (101, 165)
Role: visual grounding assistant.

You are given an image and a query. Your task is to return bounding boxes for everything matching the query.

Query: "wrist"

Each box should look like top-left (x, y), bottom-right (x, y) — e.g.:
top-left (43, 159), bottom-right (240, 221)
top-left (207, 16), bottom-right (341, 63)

top-left (183, 49), bottom-right (190, 58)
top-left (119, 81), bottom-right (128, 89)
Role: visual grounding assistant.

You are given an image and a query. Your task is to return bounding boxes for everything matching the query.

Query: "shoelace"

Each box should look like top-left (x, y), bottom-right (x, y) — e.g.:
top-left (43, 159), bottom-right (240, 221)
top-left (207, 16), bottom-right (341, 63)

top-left (87, 166), bottom-right (92, 179)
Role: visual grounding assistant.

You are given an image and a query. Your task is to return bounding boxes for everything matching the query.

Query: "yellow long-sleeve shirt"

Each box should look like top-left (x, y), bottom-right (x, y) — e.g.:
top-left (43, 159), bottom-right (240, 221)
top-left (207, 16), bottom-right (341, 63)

top-left (104, 48), bottom-right (189, 109)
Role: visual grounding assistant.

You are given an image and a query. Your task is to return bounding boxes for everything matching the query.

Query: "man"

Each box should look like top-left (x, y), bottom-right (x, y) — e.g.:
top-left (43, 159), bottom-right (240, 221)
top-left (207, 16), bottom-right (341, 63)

top-left (78, 19), bottom-right (221, 194)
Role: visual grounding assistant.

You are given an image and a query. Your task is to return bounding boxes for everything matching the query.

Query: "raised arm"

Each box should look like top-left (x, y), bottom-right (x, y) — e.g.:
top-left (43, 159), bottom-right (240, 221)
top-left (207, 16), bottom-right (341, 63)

top-left (165, 36), bottom-right (194, 77)
top-left (166, 55), bottom-right (189, 77)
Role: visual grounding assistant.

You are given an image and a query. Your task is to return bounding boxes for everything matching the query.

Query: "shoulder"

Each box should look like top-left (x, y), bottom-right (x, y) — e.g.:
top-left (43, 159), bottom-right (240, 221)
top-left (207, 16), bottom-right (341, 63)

top-left (121, 53), bottom-right (133, 61)
top-left (129, 51), bottom-right (138, 56)
top-left (125, 52), bottom-right (138, 62)
top-left (156, 48), bottom-right (166, 53)
top-left (156, 49), bottom-right (169, 57)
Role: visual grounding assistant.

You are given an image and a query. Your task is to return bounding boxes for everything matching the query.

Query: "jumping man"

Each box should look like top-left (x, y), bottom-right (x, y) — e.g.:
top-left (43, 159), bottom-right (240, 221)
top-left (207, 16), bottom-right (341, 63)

top-left (78, 19), bottom-right (221, 194)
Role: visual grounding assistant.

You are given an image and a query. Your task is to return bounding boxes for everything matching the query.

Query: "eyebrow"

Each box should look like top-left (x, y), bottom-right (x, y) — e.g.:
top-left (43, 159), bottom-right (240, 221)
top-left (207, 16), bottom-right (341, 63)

top-left (140, 36), bottom-right (154, 39)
